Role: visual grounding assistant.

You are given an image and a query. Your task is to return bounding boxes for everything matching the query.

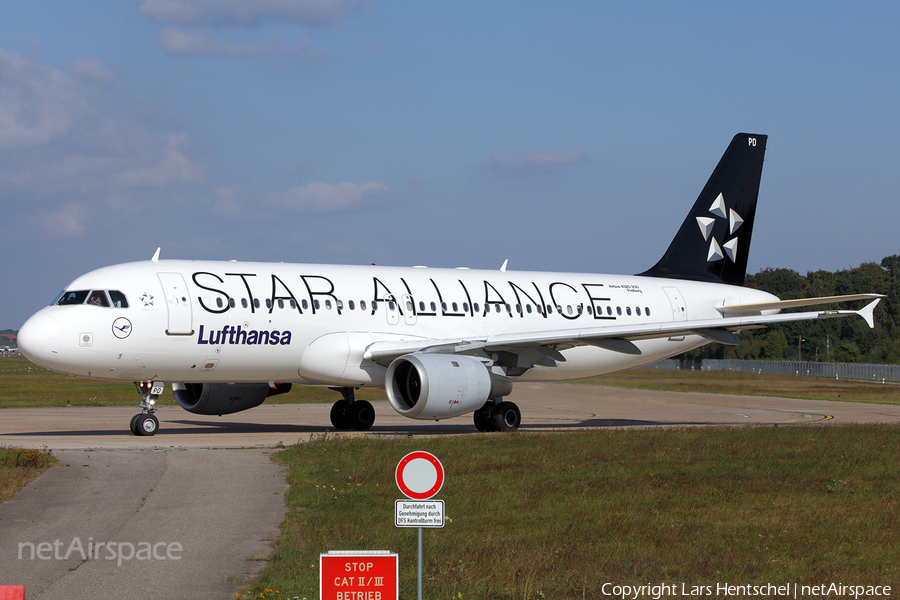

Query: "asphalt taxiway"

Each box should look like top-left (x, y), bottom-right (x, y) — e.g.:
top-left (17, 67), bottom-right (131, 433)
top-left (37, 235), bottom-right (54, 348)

top-left (1, 383), bottom-right (898, 599)
top-left (1, 382), bottom-right (898, 451)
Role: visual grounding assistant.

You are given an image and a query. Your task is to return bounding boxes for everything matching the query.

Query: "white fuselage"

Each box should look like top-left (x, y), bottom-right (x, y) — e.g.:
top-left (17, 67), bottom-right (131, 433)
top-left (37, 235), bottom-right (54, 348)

top-left (19, 259), bottom-right (777, 386)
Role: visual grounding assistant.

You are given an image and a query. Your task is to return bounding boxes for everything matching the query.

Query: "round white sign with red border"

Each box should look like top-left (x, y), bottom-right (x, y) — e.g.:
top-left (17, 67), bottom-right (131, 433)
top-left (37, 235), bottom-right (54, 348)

top-left (395, 451), bottom-right (444, 500)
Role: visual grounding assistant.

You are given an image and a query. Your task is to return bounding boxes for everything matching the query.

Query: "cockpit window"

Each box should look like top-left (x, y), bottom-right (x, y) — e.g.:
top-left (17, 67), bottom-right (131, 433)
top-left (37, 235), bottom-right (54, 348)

top-left (57, 290), bottom-right (90, 305)
top-left (87, 290), bottom-right (110, 307)
top-left (108, 290), bottom-right (129, 308)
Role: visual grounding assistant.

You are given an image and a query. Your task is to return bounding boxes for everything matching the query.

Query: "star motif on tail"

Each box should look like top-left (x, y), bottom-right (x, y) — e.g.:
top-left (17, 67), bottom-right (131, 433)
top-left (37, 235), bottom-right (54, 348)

top-left (695, 193), bottom-right (743, 263)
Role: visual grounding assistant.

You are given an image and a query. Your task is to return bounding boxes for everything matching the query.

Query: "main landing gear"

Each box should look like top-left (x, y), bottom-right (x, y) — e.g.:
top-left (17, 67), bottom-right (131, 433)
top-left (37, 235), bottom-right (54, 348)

top-left (473, 399), bottom-right (521, 432)
top-left (131, 381), bottom-right (162, 436)
top-left (329, 387), bottom-right (375, 431)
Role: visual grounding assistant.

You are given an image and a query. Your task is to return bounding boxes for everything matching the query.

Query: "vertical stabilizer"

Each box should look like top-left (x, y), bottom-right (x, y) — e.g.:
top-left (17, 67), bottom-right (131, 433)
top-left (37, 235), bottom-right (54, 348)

top-left (639, 133), bottom-right (767, 286)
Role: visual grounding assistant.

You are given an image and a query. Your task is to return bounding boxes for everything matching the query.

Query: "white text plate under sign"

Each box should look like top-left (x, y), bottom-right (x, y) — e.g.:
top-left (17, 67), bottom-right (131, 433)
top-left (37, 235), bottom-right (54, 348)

top-left (395, 500), bottom-right (444, 528)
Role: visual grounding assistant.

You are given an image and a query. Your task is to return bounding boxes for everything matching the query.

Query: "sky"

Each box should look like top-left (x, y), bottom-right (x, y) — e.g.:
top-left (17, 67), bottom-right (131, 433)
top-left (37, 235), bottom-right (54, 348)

top-left (2, 1), bottom-right (899, 329)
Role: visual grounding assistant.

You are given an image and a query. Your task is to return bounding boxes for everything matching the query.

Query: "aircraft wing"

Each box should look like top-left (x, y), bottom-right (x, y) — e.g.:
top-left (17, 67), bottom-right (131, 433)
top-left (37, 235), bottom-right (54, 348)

top-left (363, 299), bottom-right (881, 366)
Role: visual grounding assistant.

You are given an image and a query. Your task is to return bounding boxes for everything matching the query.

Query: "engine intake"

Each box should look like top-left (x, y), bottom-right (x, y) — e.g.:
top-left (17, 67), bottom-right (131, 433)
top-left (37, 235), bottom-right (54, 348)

top-left (385, 353), bottom-right (512, 420)
top-left (172, 382), bottom-right (291, 415)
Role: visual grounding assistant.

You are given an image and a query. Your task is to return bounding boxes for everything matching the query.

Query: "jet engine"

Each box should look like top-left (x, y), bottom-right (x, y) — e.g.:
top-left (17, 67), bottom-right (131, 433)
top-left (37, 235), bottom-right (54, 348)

top-left (172, 382), bottom-right (292, 415)
top-left (385, 353), bottom-right (512, 420)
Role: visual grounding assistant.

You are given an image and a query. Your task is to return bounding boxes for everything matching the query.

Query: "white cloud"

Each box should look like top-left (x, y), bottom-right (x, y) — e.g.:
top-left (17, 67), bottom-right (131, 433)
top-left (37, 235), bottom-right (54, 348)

top-left (482, 151), bottom-right (589, 176)
top-left (139, 0), bottom-right (358, 28)
top-left (69, 60), bottom-right (118, 87)
top-left (0, 48), bottom-right (80, 150)
top-left (36, 203), bottom-right (88, 236)
top-left (263, 181), bottom-right (395, 213)
top-left (159, 27), bottom-right (322, 60)
top-left (0, 47), bottom-right (205, 234)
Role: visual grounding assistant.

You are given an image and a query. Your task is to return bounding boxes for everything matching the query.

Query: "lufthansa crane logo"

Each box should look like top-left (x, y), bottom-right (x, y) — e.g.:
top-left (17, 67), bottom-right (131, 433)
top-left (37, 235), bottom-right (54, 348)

top-left (112, 317), bottom-right (133, 339)
top-left (696, 193), bottom-right (743, 263)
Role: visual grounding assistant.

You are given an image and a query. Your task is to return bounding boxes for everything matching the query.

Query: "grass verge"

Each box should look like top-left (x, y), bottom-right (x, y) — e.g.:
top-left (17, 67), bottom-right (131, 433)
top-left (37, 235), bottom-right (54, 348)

top-left (0, 446), bottom-right (55, 504)
top-left (0, 356), bottom-right (385, 408)
top-left (3, 355), bottom-right (899, 409)
top-left (248, 426), bottom-right (899, 599)
top-left (577, 369), bottom-right (900, 405)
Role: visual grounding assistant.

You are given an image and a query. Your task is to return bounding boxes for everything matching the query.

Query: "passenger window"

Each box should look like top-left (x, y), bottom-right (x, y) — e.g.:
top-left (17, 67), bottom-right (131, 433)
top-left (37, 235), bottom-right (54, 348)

top-left (326, 300), bottom-right (332, 310)
top-left (495, 304), bottom-right (501, 313)
top-left (566, 305), bottom-right (573, 315)
top-left (526, 304), bottom-right (532, 314)
top-left (607, 306), bottom-right (612, 315)
top-left (266, 299), bottom-right (272, 309)
top-left (546, 304), bottom-right (553, 314)
top-left (254, 298), bottom-right (260, 309)
top-left (516, 304), bottom-right (522, 314)
top-left (430, 302), bottom-right (437, 311)
top-left (291, 299), bottom-right (297, 309)
top-left (636, 307), bottom-right (641, 316)
top-left (349, 300), bottom-right (355, 310)
top-left (646, 307), bottom-right (651, 316)
top-left (360, 300), bottom-right (367, 311)
top-left (108, 290), bottom-right (129, 308)
top-left (302, 299), bottom-right (308, 310)
top-left (337, 300), bottom-right (344, 310)
top-left (586, 306), bottom-right (592, 315)
top-left (229, 298), bottom-right (236, 309)
top-left (388, 301), bottom-right (395, 310)
top-left (419, 301), bottom-right (425, 311)
top-left (216, 297), bottom-right (224, 309)
top-left (463, 303), bottom-right (469, 312)
top-left (616, 307), bottom-right (622, 316)
top-left (626, 306), bottom-right (632, 316)
top-left (278, 299), bottom-right (285, 309)
top-left (452, 302), bottom-right (458, 312)
top-left (473, 303), bottom-right (479, 313)
top-left (88, 290), bottom-right (110, 307)
top-left (241, 298), bottom-right (248, 309)
top-left (314, 300), bottom-right (320, 310)
top-left (506, 304), bottom-right (512, 313)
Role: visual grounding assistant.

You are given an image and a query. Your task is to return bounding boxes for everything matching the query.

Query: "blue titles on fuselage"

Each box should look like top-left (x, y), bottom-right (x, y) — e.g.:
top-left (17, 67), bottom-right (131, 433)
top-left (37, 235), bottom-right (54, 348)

top-left (197, 325), bottom-right (291, 346)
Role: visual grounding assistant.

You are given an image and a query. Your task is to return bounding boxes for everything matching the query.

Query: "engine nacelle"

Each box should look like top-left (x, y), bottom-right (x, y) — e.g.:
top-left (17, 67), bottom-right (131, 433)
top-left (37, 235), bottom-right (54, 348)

top-left (172, 382), bottom-right (292, 415)
top-left (385, 353), bottom-right (512, 420)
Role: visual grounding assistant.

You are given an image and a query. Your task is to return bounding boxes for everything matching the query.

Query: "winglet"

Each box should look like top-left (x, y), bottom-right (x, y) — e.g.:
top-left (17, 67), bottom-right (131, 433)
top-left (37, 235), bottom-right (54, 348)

top-left (151, 247), bottom-right (161, 263)
top-left (858, 299), bottom-right (880, 329)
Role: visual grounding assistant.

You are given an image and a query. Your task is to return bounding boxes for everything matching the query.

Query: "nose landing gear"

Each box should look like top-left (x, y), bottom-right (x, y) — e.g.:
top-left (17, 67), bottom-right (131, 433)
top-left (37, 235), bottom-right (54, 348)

top-left (131, 381), bottom-right (163, 436)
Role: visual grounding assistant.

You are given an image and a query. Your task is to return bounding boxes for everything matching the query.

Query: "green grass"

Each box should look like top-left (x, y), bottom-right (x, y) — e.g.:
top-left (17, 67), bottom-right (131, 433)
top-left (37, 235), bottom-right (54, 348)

top-left (0, 446), bottom-right (55, 504)
top-left (249, 426), bottom-right (900, 599)
top-left (0, 355), bottom-right (386, 408)
top-left (3, 355), bottom-right (899, 409)
top-left (576, 368), bottom-right (900, 405)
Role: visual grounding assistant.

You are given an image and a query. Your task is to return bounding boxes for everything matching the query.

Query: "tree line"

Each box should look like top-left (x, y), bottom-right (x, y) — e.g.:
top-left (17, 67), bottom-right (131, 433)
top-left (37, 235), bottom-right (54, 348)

top-left (679, 255), bottom-right (900, 364)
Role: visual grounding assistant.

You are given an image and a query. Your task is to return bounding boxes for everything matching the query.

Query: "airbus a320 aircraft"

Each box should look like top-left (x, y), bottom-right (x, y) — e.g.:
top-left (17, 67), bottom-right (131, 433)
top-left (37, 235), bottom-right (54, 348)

top-left (18, 134), bottom-right (881, 436)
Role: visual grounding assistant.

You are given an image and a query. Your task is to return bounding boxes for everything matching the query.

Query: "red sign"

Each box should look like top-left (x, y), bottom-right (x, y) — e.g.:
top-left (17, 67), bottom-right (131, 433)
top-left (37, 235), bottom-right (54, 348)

top-left (395, 451), bottom-right (444, 500)
top-left (320, 552), bottom-right (398, 600)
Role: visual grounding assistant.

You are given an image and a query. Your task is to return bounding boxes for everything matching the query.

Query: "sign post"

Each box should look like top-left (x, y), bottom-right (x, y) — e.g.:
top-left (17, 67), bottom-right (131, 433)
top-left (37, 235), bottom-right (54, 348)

top-left (395, 451), bottom-right (445, 600)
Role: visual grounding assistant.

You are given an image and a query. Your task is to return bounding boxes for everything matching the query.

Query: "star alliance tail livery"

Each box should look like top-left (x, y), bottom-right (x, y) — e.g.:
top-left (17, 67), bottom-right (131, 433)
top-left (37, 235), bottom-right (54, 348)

top-left (18, 134), bottom-right (882, 435)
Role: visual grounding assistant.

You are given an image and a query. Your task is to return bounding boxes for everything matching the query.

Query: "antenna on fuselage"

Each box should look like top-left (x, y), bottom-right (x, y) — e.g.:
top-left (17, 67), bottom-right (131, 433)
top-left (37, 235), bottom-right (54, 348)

top-left (151, 247), bottom-right (161, 263)
top-left (500, 259), bottom-right (508, 273)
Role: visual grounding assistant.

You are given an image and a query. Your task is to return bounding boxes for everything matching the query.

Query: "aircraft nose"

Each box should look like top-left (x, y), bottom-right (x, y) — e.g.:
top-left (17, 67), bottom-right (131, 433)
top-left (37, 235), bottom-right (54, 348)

top-left (18, 311), bottom-right (61, 366)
